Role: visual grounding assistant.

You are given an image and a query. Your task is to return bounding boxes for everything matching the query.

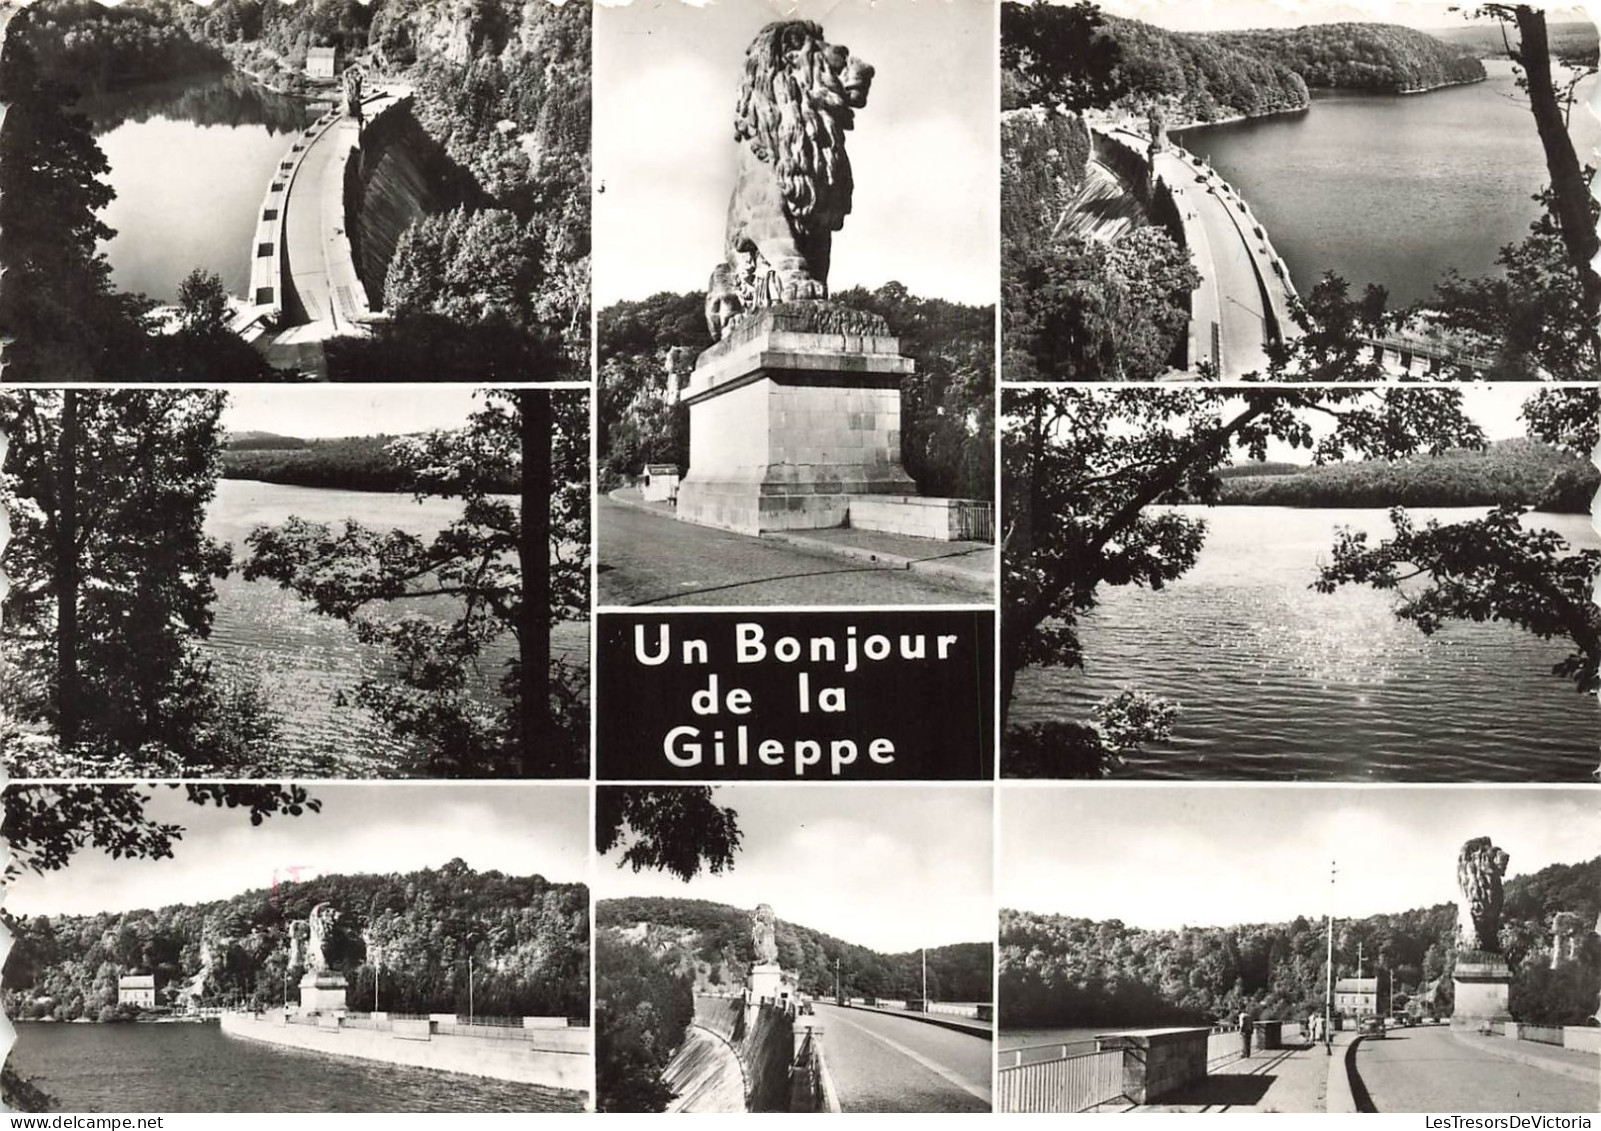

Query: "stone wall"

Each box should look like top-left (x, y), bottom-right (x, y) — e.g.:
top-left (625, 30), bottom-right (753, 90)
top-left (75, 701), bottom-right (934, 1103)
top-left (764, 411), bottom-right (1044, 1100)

top-left (1099, 1028), bottom-right (1210, 1104)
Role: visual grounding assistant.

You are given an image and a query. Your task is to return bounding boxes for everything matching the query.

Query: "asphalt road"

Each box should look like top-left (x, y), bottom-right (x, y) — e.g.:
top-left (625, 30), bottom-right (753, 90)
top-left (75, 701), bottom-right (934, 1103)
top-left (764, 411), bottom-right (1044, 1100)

top-left (812, 1004), bottom-right (991, 1113)
top-left (1354, 1026), bottom-right (1598, 1113)
top-left (596, 498), bottom-right (978, 606)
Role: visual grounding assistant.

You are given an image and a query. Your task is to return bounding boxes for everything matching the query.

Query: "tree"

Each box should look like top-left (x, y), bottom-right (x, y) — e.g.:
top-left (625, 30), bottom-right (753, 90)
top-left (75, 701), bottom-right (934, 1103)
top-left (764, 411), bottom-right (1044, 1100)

top-left (175, 268), bottom-right (231, 338)
top-left (1001, 385), bottom-right (1485, 724)
top-left (1001, 0), bottom-right (1126, 111)
top-left (242, 388), bottom-right (589, 777)
top-left (1315, 387), bottom-right (1601, 694)
top-left (596, 788), bottom-right (742, 883)
top-left (1, 389), bottom-right (281, 773)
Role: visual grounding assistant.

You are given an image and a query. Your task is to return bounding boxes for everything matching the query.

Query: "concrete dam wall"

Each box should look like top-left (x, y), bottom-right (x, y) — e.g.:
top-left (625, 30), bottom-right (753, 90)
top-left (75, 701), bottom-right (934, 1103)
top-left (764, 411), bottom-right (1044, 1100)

top-left (343, 100), bottom-right (476, 310)
top-left (667, 995), bottom-right (796, 1113)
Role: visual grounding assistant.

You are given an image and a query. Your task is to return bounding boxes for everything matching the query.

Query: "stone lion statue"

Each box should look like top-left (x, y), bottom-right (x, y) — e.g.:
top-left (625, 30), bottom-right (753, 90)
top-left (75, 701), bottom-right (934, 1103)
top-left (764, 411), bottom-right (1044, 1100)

top-left (308, 903), bottom-right (338, 972)
top-left (288, 920), bottom-right (310, 969)
top-left (752, 903), bottom-right (779, 964)
top-left (706, 20), bottom-right (875, 339)
top-left (1456, 837), bottom-right (1510, 953)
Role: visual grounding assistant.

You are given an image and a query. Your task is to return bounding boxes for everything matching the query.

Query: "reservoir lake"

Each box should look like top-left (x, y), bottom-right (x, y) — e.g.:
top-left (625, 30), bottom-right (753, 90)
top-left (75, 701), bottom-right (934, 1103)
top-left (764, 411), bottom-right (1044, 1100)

top-left (1009, 505), bottom-right (1599, 781)
top-left (204, 480), bottom-right (587, 775)
top-left (9, 1023), bottom-right (582, 1113)
top-left (84, 72), bottom-right (317, 301)
top-left (1173, 60), bottom-right (1601, 306)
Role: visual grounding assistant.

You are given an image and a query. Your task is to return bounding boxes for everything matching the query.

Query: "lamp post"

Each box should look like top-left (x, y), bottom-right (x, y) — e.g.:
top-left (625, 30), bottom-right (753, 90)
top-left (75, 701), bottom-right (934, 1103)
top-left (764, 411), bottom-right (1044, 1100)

top-left (1325, 861), bottom-right (1336, 1049)
top-left (835, 957), bottom-right (840, 1005)
top-left (921, 948), bottom-right (928, 1014)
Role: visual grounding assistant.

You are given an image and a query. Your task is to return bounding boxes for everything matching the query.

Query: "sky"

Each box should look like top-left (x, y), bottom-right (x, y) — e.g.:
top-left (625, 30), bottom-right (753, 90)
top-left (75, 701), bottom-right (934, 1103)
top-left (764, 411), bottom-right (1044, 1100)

top-left (593, 0), bottom-right (998, 307)
top-left (7, 784), bottom-right (590, 918)
top-left (596, 785), bottom-right (993, 953)
top-left (1098, 0), bottom-right (1593, 32)
top-left (219, 386), bottom-right (485, 439)
top-left (999, 785), bottom-right (1598, 931)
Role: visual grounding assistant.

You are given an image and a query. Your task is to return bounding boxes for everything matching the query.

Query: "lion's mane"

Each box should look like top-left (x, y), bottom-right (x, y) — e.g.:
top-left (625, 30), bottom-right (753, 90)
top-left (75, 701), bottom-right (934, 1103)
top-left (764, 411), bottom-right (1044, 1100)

top-left (1456, 837), bottom-right (1510, 953)
top-left (733, 20), bottom-right (857, 238)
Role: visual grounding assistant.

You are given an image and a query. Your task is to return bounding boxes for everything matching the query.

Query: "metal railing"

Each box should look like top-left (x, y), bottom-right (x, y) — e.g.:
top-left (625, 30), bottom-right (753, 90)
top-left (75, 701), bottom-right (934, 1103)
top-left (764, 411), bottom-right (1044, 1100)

top-left (998, 1042), bottom-right (1128, 1113)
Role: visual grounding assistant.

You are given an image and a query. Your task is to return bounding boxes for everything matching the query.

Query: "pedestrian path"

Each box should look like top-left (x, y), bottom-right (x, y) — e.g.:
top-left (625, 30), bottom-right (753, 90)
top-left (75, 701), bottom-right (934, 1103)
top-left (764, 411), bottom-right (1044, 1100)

top-left (1131, 1034), bottom-right (1342, 1113)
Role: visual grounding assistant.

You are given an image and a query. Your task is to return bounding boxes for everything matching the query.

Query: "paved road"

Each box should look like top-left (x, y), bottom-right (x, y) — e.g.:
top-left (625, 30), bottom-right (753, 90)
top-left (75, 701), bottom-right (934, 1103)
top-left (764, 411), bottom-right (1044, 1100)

top-left (1354, 1026), bottom-right (1597, 1112)
top-left (596, 498), bottom-right (978, 606)
top-left (812, 1004), bottom-right (991, 1113)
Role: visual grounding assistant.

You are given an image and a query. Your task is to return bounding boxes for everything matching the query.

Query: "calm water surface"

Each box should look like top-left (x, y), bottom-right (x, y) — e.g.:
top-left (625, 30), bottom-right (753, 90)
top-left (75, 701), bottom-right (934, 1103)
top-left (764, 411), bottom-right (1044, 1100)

top-left (1173, 60), bottom-right (1601, 305)
top-left (204, 480), bottom-right (587, 773)
top-left (1010, 506), bottom-right (1599, 781)
top-left (11, 1023), bottom-right (582, 1113)
top-left (87, 72), bottom-right (315, 301)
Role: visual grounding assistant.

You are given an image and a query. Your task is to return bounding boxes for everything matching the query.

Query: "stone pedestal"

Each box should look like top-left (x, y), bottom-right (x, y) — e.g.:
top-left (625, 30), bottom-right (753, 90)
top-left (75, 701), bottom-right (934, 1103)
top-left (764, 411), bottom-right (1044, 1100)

top-left (676, 303), bottom-right (917, 536)
top-left (299, 970), bottom-right (348, 1014)
top-left (748, 962), bottom-right (786, 1007)
top-left (1452, 953), bottom-right (1512, 1027)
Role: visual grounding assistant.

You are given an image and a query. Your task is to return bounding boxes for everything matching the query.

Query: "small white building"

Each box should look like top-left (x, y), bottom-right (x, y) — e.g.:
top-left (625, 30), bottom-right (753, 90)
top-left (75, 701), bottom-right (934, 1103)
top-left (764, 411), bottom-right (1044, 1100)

top-left (118, 974), bottom-right (157, 1009)
top-left (306, 46), bottom-right (338, 80)
top-left (1334, 977), bottom-right (1378, 1017)
top-left (642, 464), bottom-right (680, 503)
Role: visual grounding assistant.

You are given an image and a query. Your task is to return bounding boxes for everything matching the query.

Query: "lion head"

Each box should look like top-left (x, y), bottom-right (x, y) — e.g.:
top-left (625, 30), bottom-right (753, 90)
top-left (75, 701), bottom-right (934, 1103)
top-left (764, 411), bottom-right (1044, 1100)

top-left (733, 20), bottom-right (874, 238)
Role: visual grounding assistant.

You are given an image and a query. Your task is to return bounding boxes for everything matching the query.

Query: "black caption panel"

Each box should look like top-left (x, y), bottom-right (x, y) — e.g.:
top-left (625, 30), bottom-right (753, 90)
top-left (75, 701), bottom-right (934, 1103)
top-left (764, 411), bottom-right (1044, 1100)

top-left (597, 610), bottom-right (995, 780)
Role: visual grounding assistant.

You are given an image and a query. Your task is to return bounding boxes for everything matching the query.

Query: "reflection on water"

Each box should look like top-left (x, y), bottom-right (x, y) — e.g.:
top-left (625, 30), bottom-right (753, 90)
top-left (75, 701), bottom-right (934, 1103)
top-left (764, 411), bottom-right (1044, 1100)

top-left (203, 480), bottom-right (588, 776)
top-left (1173, 60), bottom-right (1601, 306)
top-left (1011, 506), bottom-right (1599, 781)
top-left (89, 71), bottom-right (315, 300)
top-left (11, 1023), bottom-right (584, 1113)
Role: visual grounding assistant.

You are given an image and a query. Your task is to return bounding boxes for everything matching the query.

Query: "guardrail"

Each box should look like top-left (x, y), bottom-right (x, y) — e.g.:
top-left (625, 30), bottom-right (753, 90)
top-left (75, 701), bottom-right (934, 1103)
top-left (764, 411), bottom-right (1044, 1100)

top-left (998, 1041), bottom-right (1127, 1113)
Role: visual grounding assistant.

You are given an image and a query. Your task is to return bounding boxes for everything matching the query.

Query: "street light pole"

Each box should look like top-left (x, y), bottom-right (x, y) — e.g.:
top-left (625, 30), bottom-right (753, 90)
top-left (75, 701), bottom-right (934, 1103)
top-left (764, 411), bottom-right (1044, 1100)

top-left (835, 957), bottom-right (840, 1005)
top-left (1325, 861), bottom-right (1336, 1042)
top-left (921, 948), bottom-right (928, 1013)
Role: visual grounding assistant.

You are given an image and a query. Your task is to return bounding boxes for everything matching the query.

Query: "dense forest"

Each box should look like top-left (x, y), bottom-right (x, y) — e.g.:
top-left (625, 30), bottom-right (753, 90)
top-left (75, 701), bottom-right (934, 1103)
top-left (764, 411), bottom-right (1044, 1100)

top-left (596, 898), bottom-right (993, 1005)
top-left (3, 859), bottom-right (590, 1023)
top-left (1101, 14), bottom-right (1310, 122)
top-left (597, 284), bottom-right (995, 503)
top-left (1000, 857), bottom-right (1600, 1030)
top-left (222, 433), bottom-right (519, 494)
top-left (12, 0), bottom-right (225, 93)
top-left (1430, 20), bottom-right (1599, 60)
top-left (1207, 438), bottom-right (1599, 512)
top-left (1209, 23), bottom-right (1487, 94)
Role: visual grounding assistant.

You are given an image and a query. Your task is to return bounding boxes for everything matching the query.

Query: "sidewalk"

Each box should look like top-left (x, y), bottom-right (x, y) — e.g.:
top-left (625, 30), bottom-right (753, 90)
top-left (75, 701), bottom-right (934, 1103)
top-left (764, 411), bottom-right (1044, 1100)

top-left (1448, 1029), bottom-right (1601, 1085)
top-left (605, 487), bottom-right (994, 597)
top-left (1128, 1034), bottom-right (1349, 1113)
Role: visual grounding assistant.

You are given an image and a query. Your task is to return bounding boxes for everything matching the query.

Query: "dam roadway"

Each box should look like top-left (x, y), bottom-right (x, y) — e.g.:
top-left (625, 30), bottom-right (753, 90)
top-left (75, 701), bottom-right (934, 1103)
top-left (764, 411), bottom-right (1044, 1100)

top-left (813, 1004), bottom-right (991, 1113)
top-left (1352, 1026), bottom-right (1598, 1112)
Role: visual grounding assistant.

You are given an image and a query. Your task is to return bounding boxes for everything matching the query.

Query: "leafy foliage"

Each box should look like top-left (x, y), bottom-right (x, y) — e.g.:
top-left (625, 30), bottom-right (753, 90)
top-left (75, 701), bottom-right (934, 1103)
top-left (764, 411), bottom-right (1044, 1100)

top-left (242, 390), bottom-right (590, 777)
top-left (595, 932), bottom-right (694, 1113)
top-left (223, 434), bottom-right (516, 494)
top-left (596, 898), bottom-right (994, 1005)
top-left (597, 788), bottom-right (742, 884)
top-left (15, 0), bottom-right (225, 94)
top-left (1, 390), bottom-right (286, 774)
top-left (999, 857), bottom-right (1599, 1029)
top-left (3, 856), bottom-right (589, 1023)
top-left (1210, 23), bottom-right (1485, 94)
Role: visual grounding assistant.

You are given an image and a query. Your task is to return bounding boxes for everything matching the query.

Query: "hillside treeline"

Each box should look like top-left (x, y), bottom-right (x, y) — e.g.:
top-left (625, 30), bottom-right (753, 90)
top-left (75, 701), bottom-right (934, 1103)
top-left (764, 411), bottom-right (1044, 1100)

top-left (14, 0), bottom-right (225, 94)
top-left (1209, 439), bottom-right (1599, 512)
top-left (1210, 23), bottom-right (1486, 93)
top-left (222, 434), bottom-right (519, 494)
top-left (597, 897), bottom-right (993, 1004)
top-left (1000, 857), bottom-right (1600, 1030)
top-left (598, 284), bottom-right (995, 503)
top-left (3, 859), bottom-right (589, 1023)
top-left (1103, 14), bottom-right (1309, 122)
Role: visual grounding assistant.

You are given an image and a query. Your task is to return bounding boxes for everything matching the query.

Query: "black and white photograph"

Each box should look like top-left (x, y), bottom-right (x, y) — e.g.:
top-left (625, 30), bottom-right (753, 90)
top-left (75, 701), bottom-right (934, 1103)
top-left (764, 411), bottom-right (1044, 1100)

top-left (593, 0), bottom-right (997, 607)
top-left (1001, 0), bottom-right (1600, 379)
top-left (1001, 383), bottom-right (1600, 780)
top-left (0, 0), bottom-right (589, 382)
top-left (1, 782), bottom-right (593, 1112)
top-left (594, 785), bottom-right (994, 1113)
top-left (996, 785), bottom-right (1600, 1113)
top-left (0, 386), bottom-right (590, 779)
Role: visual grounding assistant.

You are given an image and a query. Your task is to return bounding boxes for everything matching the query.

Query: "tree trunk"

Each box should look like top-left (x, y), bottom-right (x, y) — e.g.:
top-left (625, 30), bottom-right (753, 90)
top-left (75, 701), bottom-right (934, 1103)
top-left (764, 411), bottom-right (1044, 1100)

top-left (519, 389), bottom-right (554, 777)
top-left (1514, 7), bottom-right (1601, 328)
top-left (57, 389), bottom-right (80, 752)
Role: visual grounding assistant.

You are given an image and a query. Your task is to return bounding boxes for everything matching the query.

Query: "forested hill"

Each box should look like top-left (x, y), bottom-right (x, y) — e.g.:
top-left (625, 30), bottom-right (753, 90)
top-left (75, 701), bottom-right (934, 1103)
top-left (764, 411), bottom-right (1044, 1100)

top-left (11, 0), bottom-right (225, 93)
top-left (597, 897), bottom-right (993, 1004)
top-left (1208, 23), bottom-right (1487, 92)
top-left (1211, 438), bottom-right (1599, 512)
top-left (999, 856), bottom-right (1600, 1030)
top-left (3, 859), bottom-right (590, 1023)
top-left (221, 433), bottom-right (520, 494)
top-left (1102, 14), bottom-right (1310, 122)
